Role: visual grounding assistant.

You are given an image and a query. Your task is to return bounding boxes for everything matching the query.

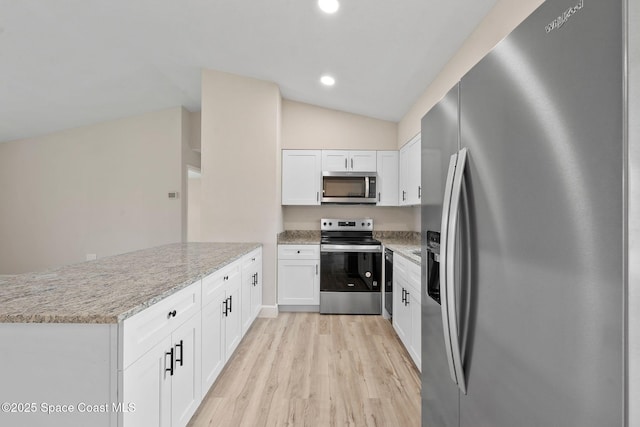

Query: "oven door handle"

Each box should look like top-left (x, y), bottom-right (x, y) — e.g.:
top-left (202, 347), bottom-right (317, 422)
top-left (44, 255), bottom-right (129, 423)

top-left (321, 244), bottom-right (382, 253)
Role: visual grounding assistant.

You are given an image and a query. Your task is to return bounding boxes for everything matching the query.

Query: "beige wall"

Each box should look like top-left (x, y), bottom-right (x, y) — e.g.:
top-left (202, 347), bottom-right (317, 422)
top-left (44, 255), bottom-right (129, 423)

top-left (187, 171), bottom-right (202, 242)
top-left (281, 100), bottom-right (421, 230)
top-left (398, 0), bottom-right (545, 147)
top-left (181, 109), bottom-right (202, 242)
top-left (200, 69), bottom-right (283, 308)
top-left (282, 100), bottom-right (397, 149)
top-left (0, 107), bottom-right (190, 274)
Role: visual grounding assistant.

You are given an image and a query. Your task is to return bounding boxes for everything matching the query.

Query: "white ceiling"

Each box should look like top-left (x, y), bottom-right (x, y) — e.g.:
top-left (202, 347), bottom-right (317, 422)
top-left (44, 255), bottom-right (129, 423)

top-left (0, 0), bottom-right (496, 143)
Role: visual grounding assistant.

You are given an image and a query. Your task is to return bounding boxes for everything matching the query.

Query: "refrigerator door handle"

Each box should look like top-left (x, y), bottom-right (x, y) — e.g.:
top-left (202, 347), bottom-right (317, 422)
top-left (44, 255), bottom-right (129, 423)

top-left (439, 152), bottom-right (459, 388)
top-left (446, 147), bottom-right (468, 395)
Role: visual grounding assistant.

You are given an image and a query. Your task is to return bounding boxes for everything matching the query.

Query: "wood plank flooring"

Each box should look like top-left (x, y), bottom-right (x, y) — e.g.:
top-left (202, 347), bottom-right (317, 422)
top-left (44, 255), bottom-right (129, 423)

top-left (188, 313), bottom-right (421, 427)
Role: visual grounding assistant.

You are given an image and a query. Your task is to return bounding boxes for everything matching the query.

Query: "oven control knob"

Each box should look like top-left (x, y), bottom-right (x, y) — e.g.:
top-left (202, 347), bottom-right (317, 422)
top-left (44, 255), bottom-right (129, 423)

top-left (368, 222), bottom-right (371, 226)
top-left (329, 222), bottom-right (332, 226)
top-left (365, 271), bottom-right (372, 278)
top-left (361, 222), bottom-right (365, 226)
top-left (323, 222), bottom-right (326, 226)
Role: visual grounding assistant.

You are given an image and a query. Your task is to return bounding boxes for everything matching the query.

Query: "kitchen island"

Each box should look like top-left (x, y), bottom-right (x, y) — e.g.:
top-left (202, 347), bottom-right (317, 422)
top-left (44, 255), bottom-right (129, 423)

top-left (0, 242), bottom-right (262, 427)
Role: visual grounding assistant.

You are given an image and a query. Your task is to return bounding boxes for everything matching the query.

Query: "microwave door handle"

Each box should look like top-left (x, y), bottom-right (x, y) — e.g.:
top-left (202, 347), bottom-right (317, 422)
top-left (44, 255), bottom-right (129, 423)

top-left (440, 152), bottom-right (459, 389)
top-left (365, 177), bottom-right (370, 200)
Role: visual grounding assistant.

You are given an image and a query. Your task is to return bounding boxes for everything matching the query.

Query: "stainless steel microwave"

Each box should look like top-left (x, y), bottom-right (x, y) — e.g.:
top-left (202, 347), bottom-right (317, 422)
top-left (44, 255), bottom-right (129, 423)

top-left (321, 171), bottom-right (377, 204)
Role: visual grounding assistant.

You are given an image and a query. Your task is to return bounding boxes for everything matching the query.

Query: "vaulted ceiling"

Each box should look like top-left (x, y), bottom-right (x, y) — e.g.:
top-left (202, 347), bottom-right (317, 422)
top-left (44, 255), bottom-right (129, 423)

top-left (0, 0), bottom-right (496, 142)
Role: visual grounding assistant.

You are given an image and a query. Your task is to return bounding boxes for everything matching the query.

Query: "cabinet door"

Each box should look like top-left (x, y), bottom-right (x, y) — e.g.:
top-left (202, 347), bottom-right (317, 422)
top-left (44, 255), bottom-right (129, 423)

top-left (399, 144), bottom-right (410, 205)
top-left (171, 313), bottom-right (202, 427)
top-left (408, 137), bottom-right (422, 205)
top-left (241, 260), bottom-right (253, 337)
top-left (321, 150), bottom-right (349, 171)
top-left (282, 150), bottom-right (321, 205)
top-left (277, 259), bottom-right (319, 305)
top-left (409, 292), bottom-right (422, 371)
top-left (399, 135), bottom-right (421, 206)
top-left (224, 279), bottom-right (242, 359)
top-left (122, 336), bottom-right (172, 427)
top-left (250, 251), bottom-right (263, 321)
top-left (241, 249), bottom-right (262, 336)
top-left (392, 277), bottom-right (409, 345)
top-left (201, 291), bottom-right (226, 392)
top-left (376, 151), bottom-right (399, 206)
top-left (350, 150), bottom-right (377, 172)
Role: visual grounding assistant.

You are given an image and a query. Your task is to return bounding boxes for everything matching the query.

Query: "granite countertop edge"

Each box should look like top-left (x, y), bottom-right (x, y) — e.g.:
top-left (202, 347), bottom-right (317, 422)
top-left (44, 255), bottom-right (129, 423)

top-left (277, 230), bottom-right (422, 266)
top-left (0, 242), bottom-right (261, 325)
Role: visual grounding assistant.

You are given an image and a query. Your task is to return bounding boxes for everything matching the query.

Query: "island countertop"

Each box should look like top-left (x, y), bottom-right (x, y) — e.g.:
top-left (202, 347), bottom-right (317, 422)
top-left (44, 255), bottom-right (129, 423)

top-left (0, 242), bottom-right (261, 324)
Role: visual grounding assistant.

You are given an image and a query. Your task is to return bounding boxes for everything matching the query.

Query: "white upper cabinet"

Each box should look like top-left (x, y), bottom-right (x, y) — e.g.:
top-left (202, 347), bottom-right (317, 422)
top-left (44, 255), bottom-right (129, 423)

top-left (376, 151), bottom-right (399, 206)
top-left (322, 150), bottom-right (377, 172)
top-left (282, 150), bottom-right (321, 205)
top-left (399, 134), bottom-right (421, 206)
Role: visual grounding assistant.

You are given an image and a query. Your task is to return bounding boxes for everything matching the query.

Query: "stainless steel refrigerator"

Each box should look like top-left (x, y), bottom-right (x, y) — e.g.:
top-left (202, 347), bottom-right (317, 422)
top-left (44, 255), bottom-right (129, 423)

top-left (420, 0), bottom-right (634, 425)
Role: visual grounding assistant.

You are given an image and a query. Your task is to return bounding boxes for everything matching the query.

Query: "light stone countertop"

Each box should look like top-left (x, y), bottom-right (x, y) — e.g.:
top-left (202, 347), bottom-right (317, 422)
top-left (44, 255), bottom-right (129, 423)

top-left (382, 242), bottom-right (422, 266)
top-left (277, 230), bottom-right (321, 245)
top-left (276, 230), bottom-right (422, 266)
top-left (377, 233), bottom-right (422, 266)
top-left (0, 242), bottom-right (260, 324)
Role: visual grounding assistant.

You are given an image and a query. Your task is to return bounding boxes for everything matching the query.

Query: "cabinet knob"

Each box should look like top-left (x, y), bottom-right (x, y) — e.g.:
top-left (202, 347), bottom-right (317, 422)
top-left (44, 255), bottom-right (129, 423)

top-left (167, 310), bottom-right (177, 319)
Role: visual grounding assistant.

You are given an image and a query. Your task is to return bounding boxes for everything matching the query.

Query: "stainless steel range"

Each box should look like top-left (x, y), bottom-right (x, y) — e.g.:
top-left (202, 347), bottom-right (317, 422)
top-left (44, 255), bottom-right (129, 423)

top-left (320, 218), bottom-right (382, 314)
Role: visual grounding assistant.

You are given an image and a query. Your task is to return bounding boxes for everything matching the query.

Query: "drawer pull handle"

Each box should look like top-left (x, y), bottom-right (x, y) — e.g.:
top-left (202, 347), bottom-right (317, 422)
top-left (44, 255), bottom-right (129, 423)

top-left (224, 275), bottom-right (229, 281)
top-left (165, 348), bottom-right (174, 377)
top-left (174, 340), bottom-right (184, 368)
top-left (167, 310), bottom-right (177, 319)
top-left (228, 295), bottom-right (233, 313)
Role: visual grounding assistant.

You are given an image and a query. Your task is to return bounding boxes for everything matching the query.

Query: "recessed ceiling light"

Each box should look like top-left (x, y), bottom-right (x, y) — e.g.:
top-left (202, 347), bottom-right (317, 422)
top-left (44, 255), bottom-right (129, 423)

top-left (318, 0), bottom-right (340, 14)
top-left (320, 75), bottom-right (336, 86)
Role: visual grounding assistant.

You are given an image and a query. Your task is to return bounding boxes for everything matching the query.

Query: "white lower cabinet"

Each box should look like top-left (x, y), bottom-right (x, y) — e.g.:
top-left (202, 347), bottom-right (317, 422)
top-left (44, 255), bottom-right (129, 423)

top-left (392, 253), bottom-right (421, 370)
top-left (122, 336), bottom-right (172, 427)
top-left (121, 246), bottom-right (262, 427)
top-left (201, 258), bottom-right (244, 392)
top-left (241, 249), bottom-right (263, 335)
top-left (170, 313), bottom-right (202, 427)
top-left (122, 309), bottom-right (202, 427)
top-left (277, 244), bottom-right (320, 308)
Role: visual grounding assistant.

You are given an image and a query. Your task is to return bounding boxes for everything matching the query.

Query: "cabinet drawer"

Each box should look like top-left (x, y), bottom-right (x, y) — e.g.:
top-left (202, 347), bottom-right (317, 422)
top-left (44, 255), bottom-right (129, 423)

top-left (242, 248), bottom-right (262, 268)
top-left (202, 261), bottom-right (242, 307)
top-left (122, 281), bottom-right (201, 369)
top-left (278, 244), bottom-right (320, 260)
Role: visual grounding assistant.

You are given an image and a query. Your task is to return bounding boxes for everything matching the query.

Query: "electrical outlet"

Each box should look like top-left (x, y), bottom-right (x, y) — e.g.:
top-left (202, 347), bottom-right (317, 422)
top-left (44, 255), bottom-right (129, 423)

top-left (86, 254), bottom-right (97, 261)
top-left (168, 192), bottom-right (179, 199)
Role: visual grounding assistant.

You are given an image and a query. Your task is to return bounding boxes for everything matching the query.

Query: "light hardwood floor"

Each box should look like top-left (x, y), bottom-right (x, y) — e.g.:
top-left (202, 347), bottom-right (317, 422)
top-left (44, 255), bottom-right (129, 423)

top-left (188, 313), bottom-right (421, 427)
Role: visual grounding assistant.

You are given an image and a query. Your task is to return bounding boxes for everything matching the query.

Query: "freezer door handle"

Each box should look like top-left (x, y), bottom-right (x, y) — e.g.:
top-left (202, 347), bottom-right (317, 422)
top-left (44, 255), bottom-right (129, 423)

top-left (446, 147), bottom-right (468, 395)
top-left (440, 153), bottom-right (458, 389)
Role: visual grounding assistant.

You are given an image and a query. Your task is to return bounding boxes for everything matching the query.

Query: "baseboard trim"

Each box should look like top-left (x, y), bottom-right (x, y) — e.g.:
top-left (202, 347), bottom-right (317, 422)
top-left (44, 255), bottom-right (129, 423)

top-left (259, 305), bottom-right (279, 318)
top-left (278, 305), bottom-right (320, 313)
